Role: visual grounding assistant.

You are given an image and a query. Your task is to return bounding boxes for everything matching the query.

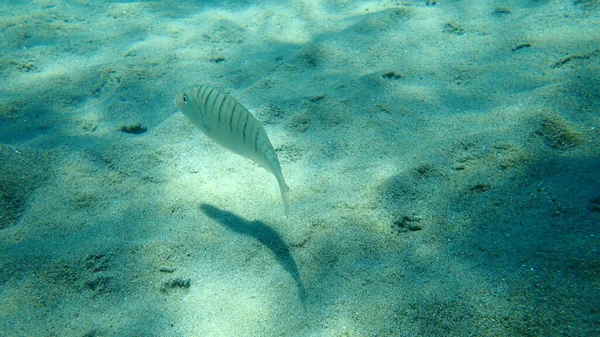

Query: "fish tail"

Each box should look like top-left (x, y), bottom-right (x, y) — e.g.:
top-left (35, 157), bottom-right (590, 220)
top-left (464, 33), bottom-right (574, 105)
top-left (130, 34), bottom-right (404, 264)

top-left (277, 177), bottom-right (290, 216)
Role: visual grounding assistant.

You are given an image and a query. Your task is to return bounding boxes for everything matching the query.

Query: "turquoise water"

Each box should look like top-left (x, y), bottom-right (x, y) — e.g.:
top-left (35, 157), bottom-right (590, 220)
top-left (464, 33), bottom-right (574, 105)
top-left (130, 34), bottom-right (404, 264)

top-left (1, 1), bottom-right (599, 336)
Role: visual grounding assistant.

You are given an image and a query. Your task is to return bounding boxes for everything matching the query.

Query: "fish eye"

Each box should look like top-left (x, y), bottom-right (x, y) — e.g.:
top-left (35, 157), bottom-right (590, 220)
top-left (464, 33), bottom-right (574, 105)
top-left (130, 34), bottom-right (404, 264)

top-left (182, 94), bottom-right (189, 103)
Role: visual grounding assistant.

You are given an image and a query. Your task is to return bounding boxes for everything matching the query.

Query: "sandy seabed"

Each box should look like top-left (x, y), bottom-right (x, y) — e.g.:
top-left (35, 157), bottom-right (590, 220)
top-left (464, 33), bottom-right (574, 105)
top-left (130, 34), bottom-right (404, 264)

top-left (1, 0), bottom-right (599, 336)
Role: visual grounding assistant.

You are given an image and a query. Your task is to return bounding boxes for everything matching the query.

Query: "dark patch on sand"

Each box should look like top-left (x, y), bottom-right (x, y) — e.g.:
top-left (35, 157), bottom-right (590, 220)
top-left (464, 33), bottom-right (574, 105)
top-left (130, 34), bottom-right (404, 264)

top-left (160, 277), bottom-right (191, 294)
top-left (381, 71), bottom-right (403, 80)
top-left (535, 114), bottom-right (582, 150)
top-left (118, 123), bottom-right (148, 135)
top-left (0, 145), bottom-right (52, 229)
top-left (393, 215), bottom-right (423, 233)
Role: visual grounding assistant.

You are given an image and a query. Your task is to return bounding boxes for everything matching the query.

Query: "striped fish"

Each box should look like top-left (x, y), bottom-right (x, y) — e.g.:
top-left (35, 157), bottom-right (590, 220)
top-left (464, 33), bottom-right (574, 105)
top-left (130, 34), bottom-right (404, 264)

top-left (174, 85), bottom-right (290, 215)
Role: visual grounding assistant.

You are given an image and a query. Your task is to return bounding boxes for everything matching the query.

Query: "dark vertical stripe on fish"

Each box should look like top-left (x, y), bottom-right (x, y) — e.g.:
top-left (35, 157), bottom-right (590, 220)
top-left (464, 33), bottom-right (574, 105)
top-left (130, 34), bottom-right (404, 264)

top-left (209, 89), bottom-right (220, 115)
top-left (229, 102), bottom-right (235, 132)
top-left (199, 85), bottom-right (209, 108)
top-left (253, 128), bottom-right (259, 152)
top-left (216, 93), bottom-right (226, 122)
top-left (222, 95), bottom-right (233, 127)
top-left (204, 87), bottom-right (215, 111)
top-left (242, 112), bottom-right (250, 141)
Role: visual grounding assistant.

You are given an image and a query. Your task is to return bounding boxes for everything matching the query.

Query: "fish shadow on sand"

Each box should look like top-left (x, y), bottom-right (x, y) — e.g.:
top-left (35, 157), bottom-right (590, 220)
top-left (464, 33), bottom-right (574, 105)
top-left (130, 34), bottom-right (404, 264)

top-left (200, 203), bottom-right (307, 302)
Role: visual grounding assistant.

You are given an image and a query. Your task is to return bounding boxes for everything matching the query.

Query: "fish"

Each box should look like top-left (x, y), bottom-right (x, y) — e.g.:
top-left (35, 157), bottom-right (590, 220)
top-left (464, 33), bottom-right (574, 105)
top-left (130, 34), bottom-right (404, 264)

top-left (174, 85), bottom-right (290, 215)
